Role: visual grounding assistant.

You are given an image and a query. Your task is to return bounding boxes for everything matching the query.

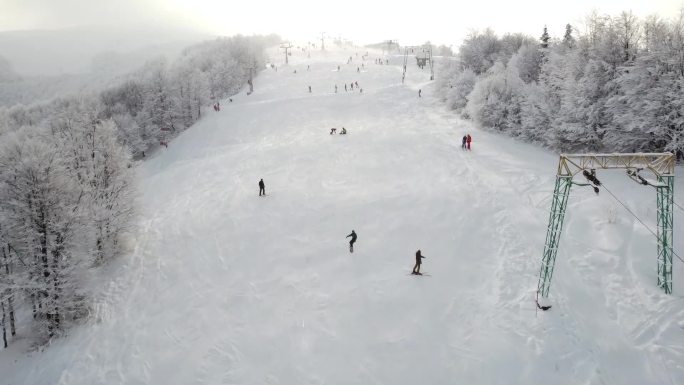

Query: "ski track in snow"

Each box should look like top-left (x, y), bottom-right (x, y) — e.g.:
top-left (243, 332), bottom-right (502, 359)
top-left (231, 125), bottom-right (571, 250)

top-left (2, 47), bottom-right (684, 385)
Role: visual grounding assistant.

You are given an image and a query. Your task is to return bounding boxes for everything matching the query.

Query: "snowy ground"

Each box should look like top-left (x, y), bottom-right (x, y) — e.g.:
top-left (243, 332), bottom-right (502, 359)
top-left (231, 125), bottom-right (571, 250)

top-left (2, 46), bottom-right (684, 385)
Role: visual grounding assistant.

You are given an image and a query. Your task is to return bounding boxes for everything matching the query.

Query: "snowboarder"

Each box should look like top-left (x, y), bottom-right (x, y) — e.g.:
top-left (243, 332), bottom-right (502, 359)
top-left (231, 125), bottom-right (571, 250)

top-left (418, 89), bottom-right (422, 98)
top-left (340, 127), bottom-right (347, 135)
top-left (346, 230), bottom-right (357, 252)
top-left (466, 134), bottom-right (472, 150)
top-left (462, 135), bottom-right (467, 149)
top-left (259, 179), bottom-right (266, 196)
top-left (412, 250), bottom-right (425, 275)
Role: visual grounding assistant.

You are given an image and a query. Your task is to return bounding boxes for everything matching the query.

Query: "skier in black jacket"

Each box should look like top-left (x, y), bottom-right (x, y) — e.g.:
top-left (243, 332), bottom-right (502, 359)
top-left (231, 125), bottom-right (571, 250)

top-left (412, 250), bottom-right (425, 274)
top-left (346, 230), bottom-right (357, 253)
top-left (259, 179), bottom-right (265, 196)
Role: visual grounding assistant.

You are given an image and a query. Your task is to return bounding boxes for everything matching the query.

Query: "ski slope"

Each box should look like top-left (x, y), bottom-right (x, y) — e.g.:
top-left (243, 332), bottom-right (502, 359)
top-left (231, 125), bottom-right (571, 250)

top-left (2, 46), bottom-right (684, 385)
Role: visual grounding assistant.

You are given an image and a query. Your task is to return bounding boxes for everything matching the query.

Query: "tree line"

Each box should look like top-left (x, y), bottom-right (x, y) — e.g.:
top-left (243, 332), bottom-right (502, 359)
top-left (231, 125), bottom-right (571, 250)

top-left (0, 34), bottom-right (278, 347)
top-left (436, 11), bottom-right (684, 156)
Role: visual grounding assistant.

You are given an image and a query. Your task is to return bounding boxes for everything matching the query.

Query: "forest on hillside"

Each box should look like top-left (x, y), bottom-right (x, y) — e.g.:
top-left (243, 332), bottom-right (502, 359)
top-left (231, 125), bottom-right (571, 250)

top-left (437, 11), bottom-right (684, 157)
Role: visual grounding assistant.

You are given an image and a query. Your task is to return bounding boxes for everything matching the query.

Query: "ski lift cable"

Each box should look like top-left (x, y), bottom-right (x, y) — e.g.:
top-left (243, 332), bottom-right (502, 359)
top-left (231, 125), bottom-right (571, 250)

top-left (674, 200), bottom-right (684, 213)
top-left (601, 182), bottom-right (684, 265)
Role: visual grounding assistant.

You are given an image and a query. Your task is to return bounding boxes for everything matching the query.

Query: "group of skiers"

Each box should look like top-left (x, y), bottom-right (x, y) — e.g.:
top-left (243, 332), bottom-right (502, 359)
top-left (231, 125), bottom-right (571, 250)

top-left (462, 134), bottom-right (473, 150)
top-left (255, 182), bottom-right (428, 275)
top-left (330, 127), bottom-right (347, 135)
top-left (346, 230), bottom-right (427, 275)
top-left (332, 81), bottom-right (362, 94)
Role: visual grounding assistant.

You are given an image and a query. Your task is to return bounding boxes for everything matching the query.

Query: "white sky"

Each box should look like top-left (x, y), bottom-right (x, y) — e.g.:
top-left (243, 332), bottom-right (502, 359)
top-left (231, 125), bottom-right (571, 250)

top-left (1, 0), bottom-right (682, 46)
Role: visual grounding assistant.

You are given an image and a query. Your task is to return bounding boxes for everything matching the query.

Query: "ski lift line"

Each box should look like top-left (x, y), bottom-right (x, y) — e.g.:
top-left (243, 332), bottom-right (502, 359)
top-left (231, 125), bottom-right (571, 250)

top-left (601, 182), bottom-right (684, 265)
top-left (674, 200), bottom-right (684, 212)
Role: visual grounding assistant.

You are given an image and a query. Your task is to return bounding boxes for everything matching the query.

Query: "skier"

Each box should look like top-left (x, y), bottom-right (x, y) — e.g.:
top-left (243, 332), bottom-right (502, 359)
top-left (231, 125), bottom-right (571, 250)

top-left (307, 65), bottom-right (310, 71)
top-left (259, 179), bottom-right (266, 196)
top-left (355, 81), bottom-right (358, 88)
top-left (309, 85), bottom-right (312, 93)
top-left (338, 65), bottom-right (341, 71)
top-left (345, 84), bottom-right (348, 92)
top-left (350, 82), bottom-right (354, 90)
top-left (335, 84), bottom-right (338, 93)
top-left (418, 89), bottom-right (422, 98)
top-left (357, 67), bottom-right (360, 73)
top-left (412, 250), bottom-right (426, 275)
top-left (462, 135), bottom-right (467, 149)
top-left (466, 134), bottom-right (472, 150)
top-left (346, 230), bottom-right (357, 253)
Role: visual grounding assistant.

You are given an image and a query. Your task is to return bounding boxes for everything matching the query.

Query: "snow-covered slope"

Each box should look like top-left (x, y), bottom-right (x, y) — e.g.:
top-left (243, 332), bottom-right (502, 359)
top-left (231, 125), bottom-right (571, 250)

top-left (2, 47), bottom-right (683, 385)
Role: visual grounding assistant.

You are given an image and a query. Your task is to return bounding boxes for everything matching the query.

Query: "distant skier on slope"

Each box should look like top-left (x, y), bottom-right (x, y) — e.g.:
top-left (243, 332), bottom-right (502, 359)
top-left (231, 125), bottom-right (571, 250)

top-left (462, 135), bottom-right (467, 149)
top-left (412, 250), bottom-right (426, 275)
top-left (466, 134), bottom-right (472, 150)
top-left (259, 179), bottom-right (266, 196)
top-left (345, 84), bottom-right (347, 92)
top-left (346, 230), bottom-right (357, 253)
top-left (418, 89), bottom-right (422, 98)
top-left (335, 84), bottom-right (338, 93)
top-left (309, 85), bottom-right (312, 93)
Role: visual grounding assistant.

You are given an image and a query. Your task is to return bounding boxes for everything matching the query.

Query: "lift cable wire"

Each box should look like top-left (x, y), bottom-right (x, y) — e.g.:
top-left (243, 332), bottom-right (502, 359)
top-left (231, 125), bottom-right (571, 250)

top-left (600, 182), bottom-right (684, 265)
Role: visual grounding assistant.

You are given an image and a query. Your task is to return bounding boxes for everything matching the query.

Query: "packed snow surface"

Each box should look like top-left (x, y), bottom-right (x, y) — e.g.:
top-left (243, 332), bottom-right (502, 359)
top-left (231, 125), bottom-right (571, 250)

top-left (2, 47), bottom-right (684, 385)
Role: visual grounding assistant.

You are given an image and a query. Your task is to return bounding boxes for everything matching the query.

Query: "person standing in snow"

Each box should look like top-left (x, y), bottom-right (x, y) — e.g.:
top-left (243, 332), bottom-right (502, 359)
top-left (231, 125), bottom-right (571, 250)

top-left (346, 230), bottom-right (357, 253)
top-left (345, 84), bottom-right (348, 92)
top-left (462, 135), bottom-right (467, 149)
top-left (418, 89), bottom-right (422, 98)
top-left (259, 179), bottom-right (266, 196)
top-left (466, 134), bottom-right (472, 150)
top-left (335, 84), bottom-right (338, 93)
top-left (309, 85), bottom-right (312, 93)
top-left (412, 250), bottom-right (426, 275)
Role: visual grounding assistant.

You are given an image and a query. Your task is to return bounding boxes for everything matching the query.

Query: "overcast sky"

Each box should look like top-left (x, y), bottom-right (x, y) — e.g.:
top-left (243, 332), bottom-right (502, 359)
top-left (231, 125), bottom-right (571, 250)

top-left (1, 0), bottom-right (682, 46)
